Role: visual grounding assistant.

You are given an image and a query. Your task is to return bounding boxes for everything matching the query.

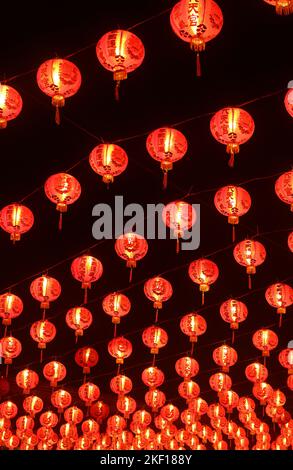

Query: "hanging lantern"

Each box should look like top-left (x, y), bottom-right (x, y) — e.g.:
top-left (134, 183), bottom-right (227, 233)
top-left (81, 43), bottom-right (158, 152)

top-left (279, 349), bottom-right (293, 374)
top-left (144, 276), bottom-right (173, 319)
top-left (102, 292), bottom-right (131, 324)
top-left (96, 29), bottom-right (145, 100)
top-left (175, 356), bottom-right (199, 380)
top-left (30, 320), bottom-right (56, 360)
top-left (89, 143), bottom-right (128, 185)
top-left (75, 347), bottom-right (99, 374)
top-left (117, 396), bottom-right (137, 419)
top-left (233, 239), bottom-right (266, 289)
top-left (142, 325), bottom-right (168, 354)
top-left (115, 233), bottom-right (148, 282)
top-left (237, 397), bottom-right (255, 414)
top-left (162, 201), bottom-right (196, 252)
top-left (44, 173), bottom-right (81, 230)
top-left (268, 389), bottom-right (286, 408)
top-left (23, 396), bottom-right (43, 417)
top-left (0, 293), bottom-right (23, 327)
top-left (0, 401), bottom-right (18, 419)
top-left (285, 88), bottom-right (293, 117)
top-left (213, 345), bottom-right (238, 373)
top-left (287, 375), bottom-right (293, 391)
top-left (219, 298), bottom-right (248, 342)
top-left (188, 397), bottom-right (208, 419)
top-left (252, 329), bottom-right (278, 357)
top-left (245, 362), bottom-right (268, 383)
top-left (110, 375), bottom-right (132, 395)
top-left (178, 380), bottom-right (200, 401)
top-left (0, 203), bottom-right (34, 242)
top-left (108, 337), bottom-right (132, 364)
top-left (188, 258), bottom-right (219, 304)
top-left (263, 0), bottom-right (293, 15)
top-left (209, 372), bottom-right (232, 393)
top-left (71, 255), bottom-right (103, 304)
top-left (40, 411), bottom-right (58, 428)
top-left (161, 404), bottom-right (180, 423)
top-left (51, 389), bottom-right (72, 413)
top-left (265, 283), bottom-right (293, 327)
top-left (90, 401), bottom-right (109, 423)
top-left (252, 382), bottom-right (273, 405)
top-left (146, 127), bottom-right (188, 188)
top-left (16, 369), bottom-right (39, 395)
top-left (107, 415), bottom-right (126, 435)
top-left (78, 382), bottom-right (100, 407)
top-left (210, 107), bottom-right (255, 167)
top-left (0, 377), bottom-right (10, 398)
top-left (16, 415), bottom-right (35, 435)
top-left (170, 0), bottom-right (223, 76)
top-left (180, 313), bottom-right (207, 343)
top-left (133, 410), bottom-right (152, 428)
top-left (37, 58), bottom-right (81, 124)
top-left (141, 366), bottom-right (165, 389)
top-left (5, 435), bottom-right (20, 450)
top-left (65, 306), bottom-right (93, 338)
top-left (30, 275), bottom-right (61, 313)
top-left (64, 406), bottom-right (84, 425)
top-left (288, 232), bottom-right (293, 252)
top-left (43, 361), bottom-right (66, 387)
top-left (145, 389), bottom-right (166, 412)
top-left (0, 336), bottom-right (22, 371)
top-left (214, 186), bottom-right (251, 242)
top-left (0, 83), bottom-right (22, 128)
top-left (207, 403), bottom-right (226, 420)
top-left (82, 418), bottom-right (99, 438)
top-left (275, 171), bottom-right (293, 211)
top-left (219, 390), bottom-right (239, 414)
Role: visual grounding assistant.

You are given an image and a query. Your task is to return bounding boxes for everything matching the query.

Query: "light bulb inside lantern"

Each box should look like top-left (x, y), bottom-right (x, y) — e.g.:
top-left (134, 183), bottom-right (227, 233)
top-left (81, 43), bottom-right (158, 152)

top-left (42, 277), bottom-right (48, 298)
top-left (0, 85), bottom-right (7, 109)
top-left (102, 144), bottom-right (113, 167)
top-left (115, 31), bottom-right (127, 58)
top-left (52, 60), bottom-right (61, 88)
top-left (164, 130), bottom-right (173, 154)
top-left (228, 109), bottom-right (240, 136)
top-left (12, 206), bottom-right (21, 228)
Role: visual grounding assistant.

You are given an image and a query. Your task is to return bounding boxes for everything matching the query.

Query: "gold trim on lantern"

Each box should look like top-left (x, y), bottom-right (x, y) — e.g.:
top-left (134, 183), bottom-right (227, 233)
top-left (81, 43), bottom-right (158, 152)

top-left (151, 347), bottom-right (159, 354)
top-left (231, 322), bottom-right (239, 330)
top-left (190, 35), bottom-right (205, 52)
top-left (246, 266), bottom-right (256, 275)
top-left (112, 316), bottom-right (120, 324)
top-left (102, 174), bottom-right (114, 184)
top-left (113, 68), bottom-right (127, 82)
top-left (277, 307), bottom-right (286, 314)
top-left (52, 95), bottom-right (65, 108)
top-left (228, 215), bottom-right (239, 225)
top-left (126, 259), bottom-right (136, 269)
top-left (200, 284), bottom-right (210, 293)
top-left (56, 203), bottom-right (67, 213)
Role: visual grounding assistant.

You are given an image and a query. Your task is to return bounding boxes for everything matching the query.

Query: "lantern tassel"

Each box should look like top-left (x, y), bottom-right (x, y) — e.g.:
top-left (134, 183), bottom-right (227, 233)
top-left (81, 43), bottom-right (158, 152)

top-left (232, 330), bottom-right (235, 344)
top-left (176, 237), bottom-right (180, 254)
top-left (155, 309), bottom-right (159, 324)
top-left (75, 335), bottom-right (78, 344)
top-left (113, 323), bottom-right (117, 338)
top-left (84, 287), bottom-right (88, 305)
top-left (196, 53), bottom-right (202, 77)
top-left (5, 365), bottom-right (9, 378)
top-left (228, 151), bottom-right (235, 168)
top-left (4, 326), bottom-right (7, 337)
top-left (248, 274), bottom-right (252, 290)
top-left (129, 267), bottom-right (133, 283)
top-left (279, 314), bottom-right (282, 328)
top-left (42, 310), bottom-right (46, 320)
top-left (263, 356), bottom-right (266, 367)
top-left (163, 171), bottom-right (168, 190)
top-left (191, 342), bottom-right (195, 356)
top-left (55, 106), bottom-right (61, 125)
top-left (201, 291), bottom-right (205, 306)
top-left (232, 225), bottom-right (236, 243)
top-left (58, 212), bottom-right (63, 231)
top-left (115, 81), bottom-right (121, 101)
top-left (262, 405), bottom-right (265, 417)
top-left (152, 354), bottom-right (156, 367)
top-left (40, 350), bottom-right (43, 363)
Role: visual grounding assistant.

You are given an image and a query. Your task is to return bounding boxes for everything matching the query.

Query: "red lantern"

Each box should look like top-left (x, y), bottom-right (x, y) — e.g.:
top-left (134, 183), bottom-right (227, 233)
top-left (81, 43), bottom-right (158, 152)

top-left (23, 396), bottom-right (43, 417)
top-left (162, 201), bottom-right (196, 253)
top-left (263, 0), bottom-right (293, 15)
top-left (275, 171), bottom-right (293, 211)
top-left (0, 293), bottom-right (23, 327)
top-left (237, 397), bottom-right (255, 414)
top-left (214, 186), bottom-right (251, 241)
top-left (213, 345), bottom-right (238, 373)
top-left (75, 347), bottom-right (99, 374)
top-left (279, 349), bottom-right (293, 374)
top-left (78, 382), bottom-right (100, 406)
top-left (233, 239), bottom-right (266, 289)
top-left (288, 232), bottom-right (293, 252)
top-left (170, 0), bottom-right (223, 76)
top-left (89, 143), bottom-right (128, 185)
top-left (30, 275), bottom-right (61, 312)
top-left (209, 372), bottom-right (232, 393)
top-left (145, 389), bottom-right (166, 412)
top-left (188, 258), bottom-right (219, 305)
top-left (219, 298), bottom-right (248, 342)
top-left (245, 362), bottom-right (268, 383)
top-left (43, 361), bottom-right (66, 387)
top-left (142, 325), bottom-right (168, 354)
top-left (188, 397), bottom-right (208, 418)
top-left (44, 173), bottom-right (81, 229)
top-left (208, 403), bottom-right (226, 420)
top-left (0, 203), bottom-right (34, 242)
top-left (180, 312), bottom-right (207, 344)
top-left (0, 84), bottom-right (22, 128)
top-left (108, 337), bottom-right (132, 364)
top-left (133, 410), bottom-right (152, 428)
top-left (102, 292), bottom-right (131, 324)
top-left (252, 382), bottom-right (273, 405)
top-left (146, 127), bottom-right (188, 188)
top-left (115, 233), bottom-right (148, 282)
top-left (141, 366), bottom-right (165, 389)
top-left (40, 411), bottom-right (58, 428)
top-left (71, 255), bottom-right (103, 303)
top-left (219, 390), bottom-right (239, 413)
top-left (252, 329), bottom-right (278, 357)
top-left (268, 389), bottom-right (286, 408)
top-left (30, 320), bottom-right (56, 358)
top-left (51, 389), bottom-right (72, 413)
top-left (175, 356), bottom-right (199, 380)
top-left (144, 276), bottom-right (173, 318)
top-left (96, 30), bottom-right (145, 100)
top-left (64, 406), bottom-right (84, 425)
top-left (265, 283), bottom-right (293, 327)
top-left (0, 336), bottom-right (22, 368)
top-left (37, 58), bottom-right (81, 124)
top-left (16, 415), bottom-right (34, 434)
top-left (107, 415), bottom-right (126, 435)
top-left (82, 418), bottom-right (99, 437)
top-left (287, 375), bottom-right (293, 391)
top-left (5, 435), bottom-right (20, 450)
top-left (117, 396), bottom-right (136, 419)
top-left (161, 404), bottom-right (180, 423)
top-left (16, 369), bottom-right (39, 395)
top-left (110, 375), bottom-right (132, 395)
top-left (0, 401), bottom-right (18, 419)
top-left (65, 306), bottom-right (93, 338)
top-left (285, 88), bottom-right (293, 116)
top-left (178, 380), bottom-right (200, 401)
top-left (0, 377), bottom-right (10, 397)
top-left (90, 401), bottom-right (109, 423)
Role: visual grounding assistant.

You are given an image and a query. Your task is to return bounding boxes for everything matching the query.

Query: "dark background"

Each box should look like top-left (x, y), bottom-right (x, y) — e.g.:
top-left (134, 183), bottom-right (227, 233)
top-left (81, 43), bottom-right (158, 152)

top-left (0, 0), bottom-right (292, 444)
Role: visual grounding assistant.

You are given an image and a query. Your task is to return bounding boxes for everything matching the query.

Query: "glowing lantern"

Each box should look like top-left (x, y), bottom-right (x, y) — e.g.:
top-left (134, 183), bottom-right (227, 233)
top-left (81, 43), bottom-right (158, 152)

top-left (96, 30), bottom-right (145, 100)
top-left (64, 406), bottom-right (84, 425)
top-left (287, 375), bottom-right (293, 391)
top-left (71, 255), bottom-right (103, 303)
top-left (66, 306), bottom-right (93, 338)
top-left (115, 233), bottom-right (148, 282)
top-left (214, 186), bottom-right (251, 241)
top-left (269, 389), bottom-right (286, 408)
top-left (275, 171), bottom-right (293, 211)
top-left (0, 203), bottom-right (34, 242)
top-left (0, 377), bottom-right (9, 397)
top-left (0, 401), bottom-right (18, 419)
top-left (144, 277), bottom-right (173, 320)
top-left (170, 0), bottom-right (223, 76)
top-left (146, 127), bottom-right (188, 188)
top-left (188, 397), bottom-right (208, 419)
top-left (57, 436), bottom-right (73, 450)
top-left (37, 58), bottom-right (81, 124)
top-left (51, 389), bottom-right (72, 413)
top-left (145, 389), bottom-right (166, 412)
top-left (215, 440), bottom-right (228, 450)
top-left (219, 390), bottom-right (239, 413)
top-left (285, 88), bottom-right (293, 117)
top-left (78, 382), bottom-right (100, 406)
top-left (175, 356), bottom-right (199, 380)
top-left (288, 232), bottom-right (293, 252)
top-left (16, 369), bottom-right (39, 395)
top-left (0, 84), bottom-right (22, 128)
top-left (263, 0), bottom-right (293, 15)
top-left (110, 375), bottom-right (132, 395)
top-left (75, 347), bottom-right (99, 374)
top-left (30, 320), bottom-right (56, 359)
top-left (102, 292), bottom-right (131, 324)
top-left (142, 325), bottom-right (168, 354)
top-left (208, 403), bottom-right (226, 420)
top-left (30, 275), bottom-right (61, 312)
top-left (23, 396), bottom-right (43, 417)
top-left (265, 283), bottom-right (293, 327)
top-left (117, 396), bottom-right (136, 419)
top-left (108, 337), bottom-right (132, 364)
top-left (44, 173), bottom-right (81, 229)
top-left (89, 143), bottom-right (128, 185)
top-left (82, 418), bottom-right (99, 437)
top-left (252, 382), bottom-right (273, 405)
top-left (5, 435), bottom-right (20, 450)
top-left (162, 201), bottom-right (196, 252)
top-left (43, 361), bottom-right (66, 387)
top-left (161, 404), bottom-right (180, 423)
top-left (0, 293), bottom-right (23, 328)
top-left (178, 380), bottom-right (200, 401)
top-left (141, 366), bottom-right (165, 389)
top-left (74, 436), bottom-right (91, 451)
top-left (252, 329), bottom-right (278, 357)
top-left (16, 415), bottom-right (34, 434)
top-left (237, 397), bottom-right (255, 414)
top-left (180, 312), bottom-right (207, 343)
top-left (279, 348), bottom-right (293, 374)
top-left (90, 401), bottom-right (110, 423)
top-left (209, 372), bottom-right (232, 393)
top-left (213, 345), bottom-right (238, 373)
top-left (245, 362), bottom-right (268, 383)
top-left (40, 411), bottom-right (58, 428)
top-left (188, 258), bottom-right (219, 305)
top-left (219, 298), bottom-right (248, 342)
top-left (60, 422), bottom-right (78, 442)
top-left (233, 239), bottom-right (266, 289)
top-left (0, 336), bottom-right (21, 370)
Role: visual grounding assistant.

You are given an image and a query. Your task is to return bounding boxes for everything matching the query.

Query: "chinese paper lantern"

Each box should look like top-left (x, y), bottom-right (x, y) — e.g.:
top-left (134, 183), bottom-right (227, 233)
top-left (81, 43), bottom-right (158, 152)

top-left (279, 349), bottom-right (293, 374)
top-left (60, 422), bottom-right (78, 441)
top-left (263, 0), bottom-right (293, 15)
top-left (0, 336), bottom-right (22, 374)
top-left (16, 369), bottom-right (39, 395)
top-left (188, 397), bottom-right (208, 419)
top-left (0, 401), bottom-right (18, 419)
top-left (265, 283), bottom-right (293, 327)
top-left (233, 239), bottom-right (266, 289)
top-left (0, 293), bottom-right (23, 331)
top-left (37, 58), bottom-right (81, 124)
top-left (252, 329), bottom-right (278, 358)
top-left (96, 30), bottom-right (145, 100)
top-left (180, 314), bottom-right (207, 352)
top-left (5, 435), bottom-right (20, 450)
top-left (210, 107), bottom-right (255, 167)
top-left (23, 396), bottom-right (43, 417)
top-left (110, 375), bottom-right (132, 395)
top-left (64, 406), bottom-right (84, 425)
top-left (40, 411), bottom-right (58, 428)
top-left (108, 337), bottom-right (132, 364)
top-left (51, 389), bottom-right (72, 413)
top-left (161, 404), bottom-right (180, 423)
top-left (219, 298), bottom-right (248, 342)
top-left (178, 380), bottom-right (200, 401)
top-left (285, 88), bottom-right (293, 116)
top-left (188, 258), bottom-right (219, 305)
top-left (214, 186), bottom-right (251, 241)
top-left (142, 325), bottom-right (168, 354)
top-left (208, 403), bottom-right (226, 420)
top-left (16, 415), bottom-right (34, 434)
top-left (75, 347), bottom-right (99, 374)
top-left (213, 345), bottom-right (238, 373)
top-left (0, 84), bottom-right (22, 128)
top-left (146, 127), bottom-right (188, 188)
top-left (144, 276), bottom-right (173, 320)
top-left (0, 203), bottom-right (34, 242)
top-left (287, 375), bottom-right (293, 391)
top-left (275, 171), bottom-right (293, 211)
top-left (82, 418), bottom-right (99, 438)
top-left (145, 389), bottom-right (166, 412)
top-left (115, 233), bottom-right (148, 282)
top-left (107, 415), bottom-right (126, 435)
top-left (30, 275), bottom-right (61, 313)
top-left (117, 396), bottom-right (136, 419)
top-left (175, 356), bottom-right (199, 380)
top-left (44, 173), bottom-right (81, 229)
top-left (43, 361), bottom-right (66, 387)
top-left (162, 201), bottom-right (196, 252)
top-left (252, 382), bottom-right (273, 405)
top-left (71, 255), bottom-right (103, 303)
top-left (65, 306), bottom-right (93, 339)
top-left (170, 0), bottom-right (223, 76)
top-left (245, 362), bottom-right (268, 383)
top-left (57, 436), bottom-right (73, 450)
top-left (90, 401), bottom-right (109, 423)
top-left (74, 436), bottom-right (91, 451)
top-left (89, 143), bottom-right (128, 185)
top-left (237, 397), bottom-right (255, 414)
top-left (268, 389), bottom-right (286, 408)
top-left (141, 366), bottom-right (165, 389)
top-left (102, 292), bottom-right (131, 324)
top-left (209, 372), bottom-right (232, 393)
top-left (78, 382), bottom-right (100, 407)
top-left (30, 320), bottom-right (56, 361)
top-left (219, 390), bottom-right (239, 414)
top-left (0, 377), bottom-right (10, 398)
top-left (215, 440), bottom-right (228, 450)
top-left (288, 232), bottom-right (293, 252)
